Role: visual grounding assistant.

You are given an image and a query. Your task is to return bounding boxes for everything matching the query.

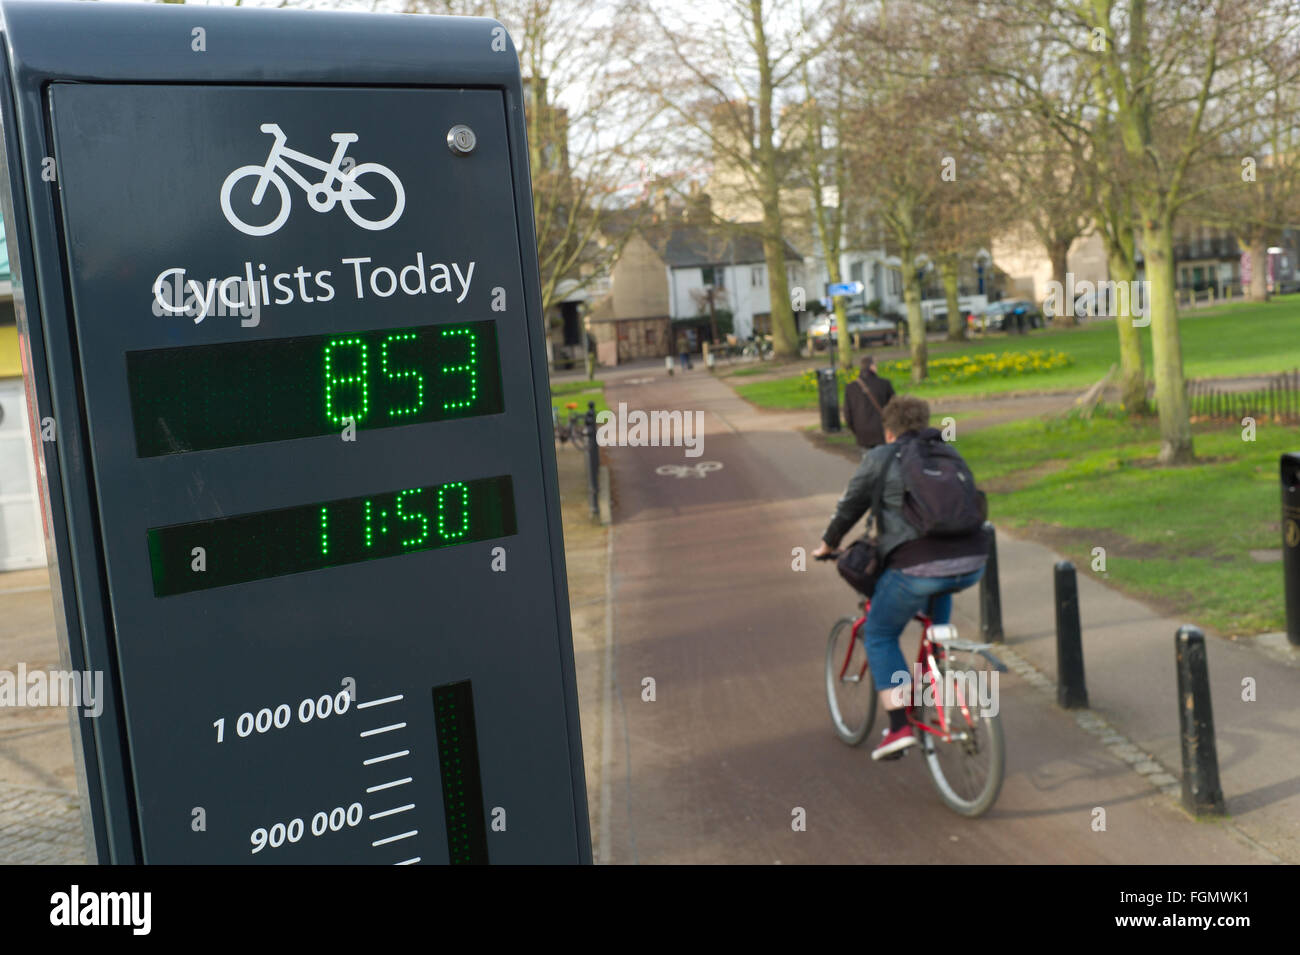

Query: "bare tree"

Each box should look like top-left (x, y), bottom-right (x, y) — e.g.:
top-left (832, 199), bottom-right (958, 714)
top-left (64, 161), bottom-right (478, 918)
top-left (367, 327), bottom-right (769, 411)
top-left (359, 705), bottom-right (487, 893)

top-left (926, 116), bottom-right (1004, 342)
top-left (797, 55), bottom-right (854, 355)
top-left (408, 0), bottom-right (667, 312)
top-left (962, 0), bottom-right (1300, 463)
top-left (1194, 45), bottom-right (1300, 302)
top-left (840, 3), bottom-right (968, 381)
top-left (961, 7), bottom-right (1148, 407)
top-left (631, 0), bottom-right (845, 359)
top-left (1078, 0), bottom-right (1299, 463)
top-left (990, 128), bottom-right (1092, 327)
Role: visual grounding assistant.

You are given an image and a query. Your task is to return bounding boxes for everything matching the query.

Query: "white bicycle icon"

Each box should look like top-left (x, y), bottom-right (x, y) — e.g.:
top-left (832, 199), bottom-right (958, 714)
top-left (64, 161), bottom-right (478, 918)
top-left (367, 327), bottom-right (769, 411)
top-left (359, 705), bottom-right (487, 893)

top-left (655, 462), bottom-right (723, 479)
top-left (220, 123), bottom-right (405, 236)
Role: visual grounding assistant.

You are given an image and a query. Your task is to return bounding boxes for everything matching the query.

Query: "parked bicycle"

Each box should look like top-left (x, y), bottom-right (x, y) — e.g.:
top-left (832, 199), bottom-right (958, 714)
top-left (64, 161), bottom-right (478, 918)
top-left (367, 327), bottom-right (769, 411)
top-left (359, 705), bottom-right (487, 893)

top-left (552, 402), bottom-right (589, 450)
top-left (817, 553), bottom-right (1008, 817)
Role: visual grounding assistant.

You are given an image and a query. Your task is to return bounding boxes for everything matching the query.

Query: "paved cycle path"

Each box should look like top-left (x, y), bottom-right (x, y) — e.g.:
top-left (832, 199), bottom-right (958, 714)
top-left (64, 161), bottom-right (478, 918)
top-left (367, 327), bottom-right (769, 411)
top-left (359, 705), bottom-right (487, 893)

top-left (598, 366), bottom-right (1270, 863)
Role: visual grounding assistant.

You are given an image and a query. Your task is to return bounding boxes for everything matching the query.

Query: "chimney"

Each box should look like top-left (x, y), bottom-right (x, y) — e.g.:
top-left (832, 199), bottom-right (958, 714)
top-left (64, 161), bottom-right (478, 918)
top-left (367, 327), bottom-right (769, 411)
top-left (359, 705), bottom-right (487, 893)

top-left (686, 182), bottom-right (711, 225)
top-left (654, 186), bottom-right (671, 223)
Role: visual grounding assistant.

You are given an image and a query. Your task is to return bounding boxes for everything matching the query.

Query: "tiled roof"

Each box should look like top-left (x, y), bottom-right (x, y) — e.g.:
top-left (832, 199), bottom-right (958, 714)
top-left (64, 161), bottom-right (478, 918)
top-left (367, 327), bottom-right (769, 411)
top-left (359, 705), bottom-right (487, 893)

top-left (641, 222), bottom-right (801, 267)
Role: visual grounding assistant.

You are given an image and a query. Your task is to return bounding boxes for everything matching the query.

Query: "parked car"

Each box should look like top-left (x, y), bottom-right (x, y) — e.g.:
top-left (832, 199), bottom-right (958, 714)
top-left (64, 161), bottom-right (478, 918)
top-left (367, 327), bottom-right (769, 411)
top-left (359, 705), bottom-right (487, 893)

top-left (808, 311), bottom-right (900, 348)
top-left (925, 309), bottom-right (975, 334)
top-left (980, 299), bottom-right (1043, 331)
top-left (846, 311), bottom-right (900, 345)
top-left (977, 301), bottom-right (1012, 331)
top-left (806, 315), bottom-right (834, 348)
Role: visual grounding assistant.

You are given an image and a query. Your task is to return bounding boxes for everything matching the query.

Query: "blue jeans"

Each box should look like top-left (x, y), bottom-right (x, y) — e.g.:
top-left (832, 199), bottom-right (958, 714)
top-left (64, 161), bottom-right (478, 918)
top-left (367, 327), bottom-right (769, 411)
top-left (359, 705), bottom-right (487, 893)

top-left (864, 566), bottom-right (985, 693)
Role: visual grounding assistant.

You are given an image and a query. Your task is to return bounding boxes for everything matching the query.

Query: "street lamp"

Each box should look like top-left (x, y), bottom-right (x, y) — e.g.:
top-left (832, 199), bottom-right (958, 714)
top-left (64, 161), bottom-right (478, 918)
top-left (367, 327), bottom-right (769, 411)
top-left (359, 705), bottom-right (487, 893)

top-left (1268, 247), bottom-right (1284, 294)
top-left (974, 249), bottom-right (992, 295)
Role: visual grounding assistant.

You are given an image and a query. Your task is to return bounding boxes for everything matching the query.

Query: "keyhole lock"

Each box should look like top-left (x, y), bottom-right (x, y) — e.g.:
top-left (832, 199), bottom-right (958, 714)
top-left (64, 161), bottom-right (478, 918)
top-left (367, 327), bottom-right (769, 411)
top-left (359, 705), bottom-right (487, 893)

top-left (447, 125), bottom-right (477, 156)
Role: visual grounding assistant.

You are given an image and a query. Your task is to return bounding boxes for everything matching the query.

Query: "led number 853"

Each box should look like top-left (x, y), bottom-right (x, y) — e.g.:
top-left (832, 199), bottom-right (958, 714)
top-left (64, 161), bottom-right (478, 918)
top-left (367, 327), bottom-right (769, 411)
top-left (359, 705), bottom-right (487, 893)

top-left (323, 325), bottom-right (478, 427)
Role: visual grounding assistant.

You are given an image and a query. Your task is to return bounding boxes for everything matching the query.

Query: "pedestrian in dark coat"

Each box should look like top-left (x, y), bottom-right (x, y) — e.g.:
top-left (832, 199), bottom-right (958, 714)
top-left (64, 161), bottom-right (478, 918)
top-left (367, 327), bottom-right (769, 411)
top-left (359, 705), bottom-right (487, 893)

top-left (842, 355), bottom-right (895, 450)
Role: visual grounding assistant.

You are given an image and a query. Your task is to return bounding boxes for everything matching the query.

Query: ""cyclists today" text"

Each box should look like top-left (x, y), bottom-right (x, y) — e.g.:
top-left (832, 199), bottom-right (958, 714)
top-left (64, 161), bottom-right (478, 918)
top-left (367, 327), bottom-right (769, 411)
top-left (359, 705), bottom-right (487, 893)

top-left (152, 253), bottom-right (477, 321)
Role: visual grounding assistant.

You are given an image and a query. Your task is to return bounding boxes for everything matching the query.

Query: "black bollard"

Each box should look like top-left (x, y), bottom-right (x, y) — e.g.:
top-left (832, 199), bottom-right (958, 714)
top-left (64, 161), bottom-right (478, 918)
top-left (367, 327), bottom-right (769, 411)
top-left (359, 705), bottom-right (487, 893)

top-left (1283, 453), bottom-right (1300, 646)
top-left (585, 401), bottom-right (600, 518)
top-left (816, 367), bottom-right (841, 433)
top-left (980, 522), bottom-right (1004, 644)
top-left (1175, 626), bottom-right (1226, 815)
top-left (1054, 561), bottom-right (1088, 708)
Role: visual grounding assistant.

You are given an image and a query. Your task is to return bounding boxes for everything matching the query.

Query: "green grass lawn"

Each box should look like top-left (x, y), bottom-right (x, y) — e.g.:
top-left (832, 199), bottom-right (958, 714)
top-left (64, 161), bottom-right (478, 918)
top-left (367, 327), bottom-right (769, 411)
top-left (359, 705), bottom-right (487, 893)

top-left (735, 294), bottom-right (1300, 409)
top-left (957, 411), bottom-right (1298, 635)
top-left (814, 410), bottom-right (974, 449)
top-left (725, 363), bottom-right (776, 378)
top-left (550, 377), bottom-right (609, 416)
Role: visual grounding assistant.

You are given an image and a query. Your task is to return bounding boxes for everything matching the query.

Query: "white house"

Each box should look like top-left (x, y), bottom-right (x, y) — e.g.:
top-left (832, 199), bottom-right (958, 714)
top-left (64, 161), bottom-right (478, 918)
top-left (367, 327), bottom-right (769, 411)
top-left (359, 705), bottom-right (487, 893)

top-left (660, 223), bottom-right (804, 341)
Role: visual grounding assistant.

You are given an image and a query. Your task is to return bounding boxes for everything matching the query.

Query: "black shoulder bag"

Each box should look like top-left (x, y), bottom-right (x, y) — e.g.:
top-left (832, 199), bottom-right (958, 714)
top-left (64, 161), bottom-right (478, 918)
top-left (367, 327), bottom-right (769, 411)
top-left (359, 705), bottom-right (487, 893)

top-left (835, 461), bottom-right (890, 597)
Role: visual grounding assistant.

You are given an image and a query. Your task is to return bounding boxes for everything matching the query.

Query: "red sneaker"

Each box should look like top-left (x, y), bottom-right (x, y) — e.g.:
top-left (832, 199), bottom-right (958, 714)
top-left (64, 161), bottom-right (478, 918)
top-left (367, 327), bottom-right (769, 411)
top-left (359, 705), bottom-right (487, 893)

top-left (872, 725), bottom-right (917, 761)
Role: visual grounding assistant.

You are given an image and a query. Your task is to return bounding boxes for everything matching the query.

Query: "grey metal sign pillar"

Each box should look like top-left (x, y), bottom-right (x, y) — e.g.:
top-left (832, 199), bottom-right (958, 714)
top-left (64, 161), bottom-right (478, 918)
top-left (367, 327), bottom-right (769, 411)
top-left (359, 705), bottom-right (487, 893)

top-left (0, 1), bottom-right (590, 864)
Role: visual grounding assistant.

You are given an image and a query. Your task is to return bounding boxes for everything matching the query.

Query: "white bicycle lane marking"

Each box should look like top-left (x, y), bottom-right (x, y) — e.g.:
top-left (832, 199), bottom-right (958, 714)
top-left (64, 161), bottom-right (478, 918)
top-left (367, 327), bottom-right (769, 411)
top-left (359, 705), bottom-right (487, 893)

top-left (654, 462), bottom-right (723, 479)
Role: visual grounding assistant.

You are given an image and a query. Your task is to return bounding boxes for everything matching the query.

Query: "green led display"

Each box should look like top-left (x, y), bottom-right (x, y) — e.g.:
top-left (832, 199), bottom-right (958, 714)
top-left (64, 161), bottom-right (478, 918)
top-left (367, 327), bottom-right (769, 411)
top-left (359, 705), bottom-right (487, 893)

top-left (433, 681), bottom-right (488, 865)
top-left (147, 475), bottom-right (516, 597)
top-left (127, 321), bottom-right (503, 457)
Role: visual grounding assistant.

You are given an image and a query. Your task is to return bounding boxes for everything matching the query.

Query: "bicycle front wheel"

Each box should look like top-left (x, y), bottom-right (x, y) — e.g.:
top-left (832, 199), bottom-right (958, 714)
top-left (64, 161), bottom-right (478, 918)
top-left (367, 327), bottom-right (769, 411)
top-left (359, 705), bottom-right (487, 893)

top-left (342, 162), bottom-right (406, 231)
top-left (918, 674), bottom-right (1005, 817)
top-left (825, 616), bottom-right (875, 745)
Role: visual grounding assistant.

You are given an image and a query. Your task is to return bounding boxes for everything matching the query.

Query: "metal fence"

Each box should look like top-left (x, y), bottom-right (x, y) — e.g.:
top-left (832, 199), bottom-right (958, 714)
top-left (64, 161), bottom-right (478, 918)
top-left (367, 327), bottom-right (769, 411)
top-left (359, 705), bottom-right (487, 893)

top-left (1186, 369), bottom-right (1300, 424)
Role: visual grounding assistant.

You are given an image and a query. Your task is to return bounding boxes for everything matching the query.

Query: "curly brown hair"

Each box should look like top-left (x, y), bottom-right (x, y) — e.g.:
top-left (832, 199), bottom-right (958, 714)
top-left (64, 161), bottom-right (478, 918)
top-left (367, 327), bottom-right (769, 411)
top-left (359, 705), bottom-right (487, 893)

top-left (882, 394), bottom-right (930, 438)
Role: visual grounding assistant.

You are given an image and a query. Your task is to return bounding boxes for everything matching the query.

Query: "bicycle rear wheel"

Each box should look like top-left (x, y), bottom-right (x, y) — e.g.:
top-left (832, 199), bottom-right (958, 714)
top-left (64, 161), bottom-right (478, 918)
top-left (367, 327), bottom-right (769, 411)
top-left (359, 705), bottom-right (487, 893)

top-left (917, 665), bottom-right (1004, 816)
top-left (825, 617), bottom-right (875, 745)
top-left (568, 415), bottom-right (589, 450)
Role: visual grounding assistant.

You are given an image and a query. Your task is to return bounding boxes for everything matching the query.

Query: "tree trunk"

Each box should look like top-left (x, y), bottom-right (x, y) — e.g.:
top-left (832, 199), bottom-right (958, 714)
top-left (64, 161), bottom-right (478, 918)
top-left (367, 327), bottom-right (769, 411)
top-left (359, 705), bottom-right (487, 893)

top-left (807, 138), bottom-right (850, 357)
top-left (902, 251), bottom-right (927, 381)
top-left (750, 0), bottom-right (798, 358)
top-left (940, 256), bottom-right (963, 341)
top-left (1048, 236), bottom-right (1075, 327)
top-left (1247, 234), bottom-right (1270, 302)
top-left (1107, 243), bottom-right (1147, 414)
top-left (820, 239), bottom-right (851, 355)
top-left (1143, 219), bottom-right (1194, 463)
top-left (763, 231), bottom-right (797, 356)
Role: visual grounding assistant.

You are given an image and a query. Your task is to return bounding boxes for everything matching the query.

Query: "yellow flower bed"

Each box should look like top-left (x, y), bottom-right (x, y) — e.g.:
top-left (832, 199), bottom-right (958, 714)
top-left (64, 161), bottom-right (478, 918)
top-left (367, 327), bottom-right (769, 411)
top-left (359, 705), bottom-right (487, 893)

top-left (800, 349), bottom-right (1072, 390)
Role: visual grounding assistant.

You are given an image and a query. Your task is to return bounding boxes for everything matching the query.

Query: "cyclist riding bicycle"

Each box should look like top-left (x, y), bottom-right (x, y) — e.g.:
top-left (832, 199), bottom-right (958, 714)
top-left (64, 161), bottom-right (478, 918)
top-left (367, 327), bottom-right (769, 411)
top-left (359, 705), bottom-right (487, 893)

top-left (812, 395), bottom-right (990, 762)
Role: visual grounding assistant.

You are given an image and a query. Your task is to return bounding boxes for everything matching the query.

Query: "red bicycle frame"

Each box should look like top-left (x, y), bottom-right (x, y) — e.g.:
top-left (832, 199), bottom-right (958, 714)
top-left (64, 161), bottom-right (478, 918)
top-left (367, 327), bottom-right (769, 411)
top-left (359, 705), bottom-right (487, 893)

top-left (838, 598), bottom-right (979, 743)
